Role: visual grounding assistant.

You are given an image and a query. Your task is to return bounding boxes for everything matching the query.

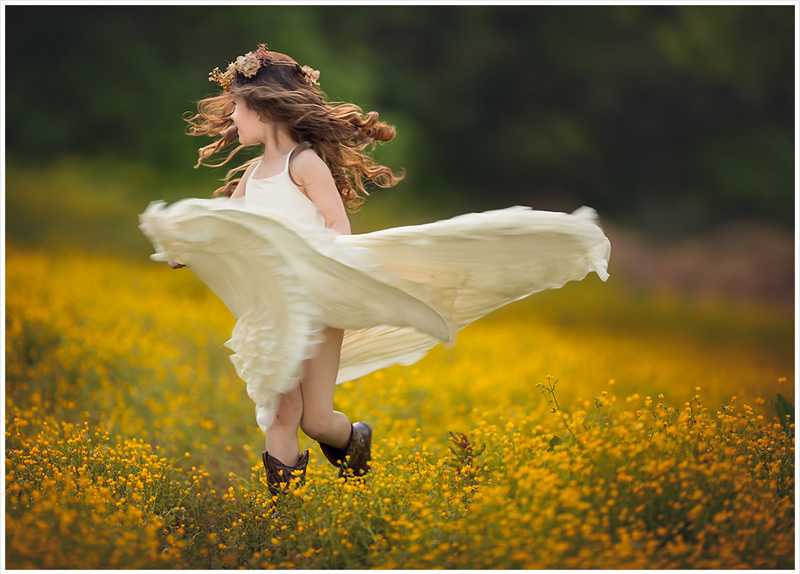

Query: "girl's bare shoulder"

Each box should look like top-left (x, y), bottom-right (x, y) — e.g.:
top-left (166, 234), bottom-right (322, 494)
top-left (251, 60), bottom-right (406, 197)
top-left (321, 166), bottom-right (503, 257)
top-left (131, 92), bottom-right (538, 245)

top-left (290, 147), bottom-right (332, 184)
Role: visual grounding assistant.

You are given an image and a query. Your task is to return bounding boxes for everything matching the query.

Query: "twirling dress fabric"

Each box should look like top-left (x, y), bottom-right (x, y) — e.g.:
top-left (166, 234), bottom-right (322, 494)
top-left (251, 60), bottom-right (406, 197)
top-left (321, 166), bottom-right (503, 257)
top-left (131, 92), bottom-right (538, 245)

top-left (139, 146), bottom-right (611, 431)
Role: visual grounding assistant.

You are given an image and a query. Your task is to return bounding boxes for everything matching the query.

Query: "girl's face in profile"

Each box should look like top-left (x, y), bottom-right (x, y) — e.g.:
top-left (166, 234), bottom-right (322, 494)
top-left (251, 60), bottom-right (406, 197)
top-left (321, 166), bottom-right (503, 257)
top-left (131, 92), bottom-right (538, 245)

top-left (231, 97), bottom-right (265, 145)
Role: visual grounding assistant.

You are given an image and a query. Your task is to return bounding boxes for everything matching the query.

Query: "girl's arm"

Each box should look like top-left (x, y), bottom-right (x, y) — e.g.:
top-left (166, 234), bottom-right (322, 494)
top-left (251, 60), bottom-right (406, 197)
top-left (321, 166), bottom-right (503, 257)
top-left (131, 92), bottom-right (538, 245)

top-left (291, 150), bottom-right (351, 235)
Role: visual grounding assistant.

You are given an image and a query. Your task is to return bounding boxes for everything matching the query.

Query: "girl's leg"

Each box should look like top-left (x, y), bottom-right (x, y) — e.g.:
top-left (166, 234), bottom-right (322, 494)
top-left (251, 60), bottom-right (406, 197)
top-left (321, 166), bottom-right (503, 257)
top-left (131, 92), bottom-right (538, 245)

top-left (299, 326), bottom-right (352, 449)
top-left (265, 385), bottom-right (304, 465)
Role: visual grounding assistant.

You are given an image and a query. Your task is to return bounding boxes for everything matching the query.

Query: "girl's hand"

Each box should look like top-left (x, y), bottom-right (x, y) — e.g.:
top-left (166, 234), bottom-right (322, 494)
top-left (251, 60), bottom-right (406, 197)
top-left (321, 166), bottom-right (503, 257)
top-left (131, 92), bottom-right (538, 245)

top-left (168, 260), bottom-right (185, 269)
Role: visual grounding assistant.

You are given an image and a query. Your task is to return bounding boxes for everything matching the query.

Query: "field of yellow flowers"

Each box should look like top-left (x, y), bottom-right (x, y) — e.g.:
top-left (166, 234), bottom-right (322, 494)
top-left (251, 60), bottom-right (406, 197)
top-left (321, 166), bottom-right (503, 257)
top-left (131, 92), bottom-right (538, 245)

top-left (5, 243), bottom-right (795, 569)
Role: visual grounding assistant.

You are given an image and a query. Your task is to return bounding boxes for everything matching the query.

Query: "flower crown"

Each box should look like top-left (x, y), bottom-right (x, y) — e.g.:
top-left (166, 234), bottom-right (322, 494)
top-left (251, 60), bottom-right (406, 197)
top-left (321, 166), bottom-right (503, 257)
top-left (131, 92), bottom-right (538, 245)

top-left (208, 43), bottom-right (320, 90)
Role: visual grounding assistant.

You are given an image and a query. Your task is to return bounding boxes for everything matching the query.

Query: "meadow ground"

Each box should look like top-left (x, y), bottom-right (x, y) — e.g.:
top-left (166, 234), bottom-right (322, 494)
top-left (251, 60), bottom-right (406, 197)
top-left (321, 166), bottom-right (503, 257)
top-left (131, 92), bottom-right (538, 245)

top-left (4, 242), bottom-right (795, 569)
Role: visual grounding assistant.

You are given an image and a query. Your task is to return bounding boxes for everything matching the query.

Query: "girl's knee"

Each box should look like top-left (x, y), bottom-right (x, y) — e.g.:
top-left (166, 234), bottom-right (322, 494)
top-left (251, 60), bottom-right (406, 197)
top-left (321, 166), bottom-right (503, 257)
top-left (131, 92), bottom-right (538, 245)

top-left (274, 388), bottom-right (303, 420)
top-left (268, 413), bottom-right (298, 436)
top-left (300, 414), bottom-right (330, 441)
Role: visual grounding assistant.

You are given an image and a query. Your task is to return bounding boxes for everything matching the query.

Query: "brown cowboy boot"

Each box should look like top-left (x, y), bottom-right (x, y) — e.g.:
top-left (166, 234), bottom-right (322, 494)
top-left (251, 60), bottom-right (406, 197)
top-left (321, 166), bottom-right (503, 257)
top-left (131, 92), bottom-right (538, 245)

top-left (262, 449), bottom-right (309, 499)
top-left (318, 422), bottom-right (372, 479)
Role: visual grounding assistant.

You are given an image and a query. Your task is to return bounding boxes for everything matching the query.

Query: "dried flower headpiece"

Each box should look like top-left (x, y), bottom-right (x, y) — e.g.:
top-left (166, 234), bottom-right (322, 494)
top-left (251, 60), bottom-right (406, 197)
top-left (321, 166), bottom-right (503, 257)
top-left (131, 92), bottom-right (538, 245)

top-left (208, 43), bottom-right (320, 90)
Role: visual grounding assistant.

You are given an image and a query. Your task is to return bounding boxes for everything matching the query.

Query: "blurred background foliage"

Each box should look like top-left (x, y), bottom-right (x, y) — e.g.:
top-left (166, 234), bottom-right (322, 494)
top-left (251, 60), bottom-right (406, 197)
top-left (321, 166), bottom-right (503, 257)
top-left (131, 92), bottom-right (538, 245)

top-left (4, 4), bottom-right (795, 247)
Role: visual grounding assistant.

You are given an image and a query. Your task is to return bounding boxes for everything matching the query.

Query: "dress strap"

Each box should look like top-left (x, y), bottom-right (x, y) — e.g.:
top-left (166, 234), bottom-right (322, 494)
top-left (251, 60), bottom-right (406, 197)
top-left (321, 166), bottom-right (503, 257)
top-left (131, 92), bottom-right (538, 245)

top-left (284, 143), bottom-right (306, 170)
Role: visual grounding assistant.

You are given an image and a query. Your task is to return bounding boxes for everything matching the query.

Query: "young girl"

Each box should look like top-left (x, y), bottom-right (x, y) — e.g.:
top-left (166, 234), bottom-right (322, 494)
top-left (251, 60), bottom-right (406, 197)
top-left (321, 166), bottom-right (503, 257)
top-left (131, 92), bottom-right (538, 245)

top-left (139, 44), bottom-right (611, 499)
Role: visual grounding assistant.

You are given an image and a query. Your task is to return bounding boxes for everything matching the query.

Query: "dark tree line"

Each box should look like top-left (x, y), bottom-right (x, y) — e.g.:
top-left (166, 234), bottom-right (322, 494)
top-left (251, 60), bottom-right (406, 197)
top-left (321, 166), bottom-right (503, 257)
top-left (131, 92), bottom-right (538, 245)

top-left (6, 4), bottom-right (794, 235)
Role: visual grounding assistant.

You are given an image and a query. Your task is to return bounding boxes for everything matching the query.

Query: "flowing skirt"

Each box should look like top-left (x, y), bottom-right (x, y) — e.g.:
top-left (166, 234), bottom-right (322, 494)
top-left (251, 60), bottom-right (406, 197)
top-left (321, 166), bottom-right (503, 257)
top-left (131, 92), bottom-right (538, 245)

top-left (139, 198), bottom-right (611, 430)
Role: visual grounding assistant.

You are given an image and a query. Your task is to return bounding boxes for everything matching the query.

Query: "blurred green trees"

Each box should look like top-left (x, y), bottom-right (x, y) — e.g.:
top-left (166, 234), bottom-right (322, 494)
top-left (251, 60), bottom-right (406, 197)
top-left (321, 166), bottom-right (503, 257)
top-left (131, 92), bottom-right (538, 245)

top-left (5, 4), bottom-right (794, 236)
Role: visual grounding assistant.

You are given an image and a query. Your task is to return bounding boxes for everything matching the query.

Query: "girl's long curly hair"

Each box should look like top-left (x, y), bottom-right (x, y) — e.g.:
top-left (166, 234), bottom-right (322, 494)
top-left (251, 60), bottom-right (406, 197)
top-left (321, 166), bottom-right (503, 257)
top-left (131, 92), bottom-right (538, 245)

top-left (183, 49), bottom-right (404, 209)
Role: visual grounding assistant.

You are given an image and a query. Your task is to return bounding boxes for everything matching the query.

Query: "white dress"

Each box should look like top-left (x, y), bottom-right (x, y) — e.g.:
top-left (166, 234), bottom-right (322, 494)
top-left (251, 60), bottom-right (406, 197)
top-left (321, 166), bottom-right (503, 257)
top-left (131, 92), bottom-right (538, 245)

top-left (139, 146), bottom-right (611, 431)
